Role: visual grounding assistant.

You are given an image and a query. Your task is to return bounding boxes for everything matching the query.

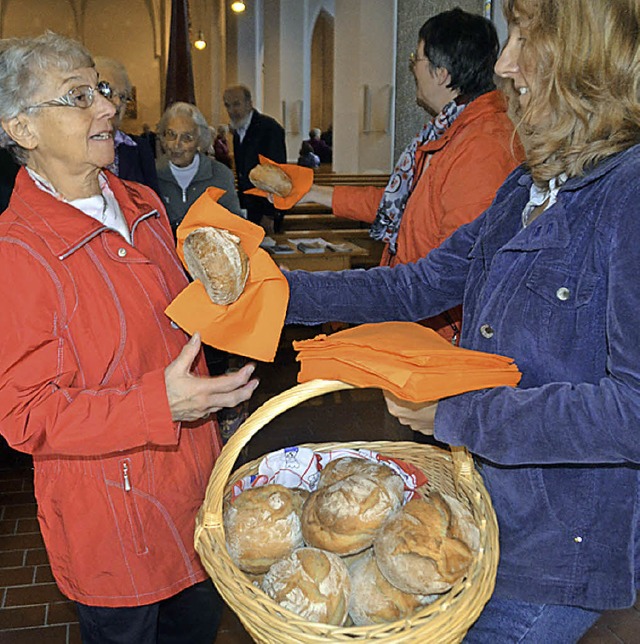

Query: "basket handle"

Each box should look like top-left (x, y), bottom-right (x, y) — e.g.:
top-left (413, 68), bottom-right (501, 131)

top-left (201, 379), bottom-right (353, 529)
top-left (200, 379), bottom-right (476, 530)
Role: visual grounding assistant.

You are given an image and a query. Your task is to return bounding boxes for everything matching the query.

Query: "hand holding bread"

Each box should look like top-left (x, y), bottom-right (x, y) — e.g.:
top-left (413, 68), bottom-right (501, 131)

top-left (249, 163), bottom-right (293, 197)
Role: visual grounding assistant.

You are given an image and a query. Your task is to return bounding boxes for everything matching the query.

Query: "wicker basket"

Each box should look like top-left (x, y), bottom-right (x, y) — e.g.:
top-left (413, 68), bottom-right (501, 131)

top-left (194, 379), bottom-right (499, 643)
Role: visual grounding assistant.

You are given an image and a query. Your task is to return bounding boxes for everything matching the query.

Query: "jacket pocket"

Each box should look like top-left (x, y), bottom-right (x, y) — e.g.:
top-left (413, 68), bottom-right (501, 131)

top-left (117, 457), bottom-right (148, 556)
top-left (525, 263), bottom-right (598, 308)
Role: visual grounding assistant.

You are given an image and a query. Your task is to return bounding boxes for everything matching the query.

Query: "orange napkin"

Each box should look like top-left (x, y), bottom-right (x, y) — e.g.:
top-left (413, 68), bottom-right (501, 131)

top-left (243, 154), bottom-right (313, 210)
top-left (293, 322), bottom-right (521, 402)
top-left (165, 187), bottom-right (289, 362)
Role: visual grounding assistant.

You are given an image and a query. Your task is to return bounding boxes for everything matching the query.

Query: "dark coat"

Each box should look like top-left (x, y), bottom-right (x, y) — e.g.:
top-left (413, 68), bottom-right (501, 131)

top-left (232, 110), bottom-right (286, 224)
top-left (0, 148), bottom-right (19, 214)
top-left (116, 134), bottom-right (161, 196)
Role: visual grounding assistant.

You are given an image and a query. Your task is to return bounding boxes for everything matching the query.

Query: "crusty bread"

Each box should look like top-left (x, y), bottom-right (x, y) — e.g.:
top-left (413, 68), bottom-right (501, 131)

top-left (374, 494), bottom-right (474, 595)
top-left (183, 227), bottom-right (249, 305)
top-left (348, 551), bottom-right (437, 626)
top-left (301, 458), bottom-right (405, 556)
top-left (224, 484), bottom-right (306, 574)
top-left (249, 163), bottom-right (293, 197)
top-left (262, 547), bottom-right (351, 625)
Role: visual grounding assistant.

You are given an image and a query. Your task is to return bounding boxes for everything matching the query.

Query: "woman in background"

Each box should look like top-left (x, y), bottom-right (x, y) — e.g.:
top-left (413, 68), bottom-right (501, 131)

top-left (284, 0), bottom-right (640, 640)
top-left (156, 101), bottom-right (241, 236)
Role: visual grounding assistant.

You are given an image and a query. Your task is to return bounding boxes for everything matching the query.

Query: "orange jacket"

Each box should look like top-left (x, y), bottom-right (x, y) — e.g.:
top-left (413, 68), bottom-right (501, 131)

top-left (332, 91), bottom-right (523, 340)
top-left (0, 169), bottom-right (221, 607)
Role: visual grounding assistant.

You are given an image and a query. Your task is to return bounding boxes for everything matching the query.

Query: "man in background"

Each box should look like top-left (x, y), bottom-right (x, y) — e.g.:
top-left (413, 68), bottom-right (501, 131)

top-left (94, 56), bottom-right (160, 195)
top-left (223, 85), bottom-right (286, 232)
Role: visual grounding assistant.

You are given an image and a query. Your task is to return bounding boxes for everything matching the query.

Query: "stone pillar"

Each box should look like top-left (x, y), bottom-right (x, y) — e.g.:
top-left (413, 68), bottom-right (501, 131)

top-left (394, 0), bottom-right (484, 163)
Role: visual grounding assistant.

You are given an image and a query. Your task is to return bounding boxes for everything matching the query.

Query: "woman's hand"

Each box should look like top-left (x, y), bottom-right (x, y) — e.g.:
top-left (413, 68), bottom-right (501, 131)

top-left (384, 391), bottom-right (438, 436)
top-left (165, 333), bottom-right (259, 422)
top-left (299, 184), bottom-right (333, 207)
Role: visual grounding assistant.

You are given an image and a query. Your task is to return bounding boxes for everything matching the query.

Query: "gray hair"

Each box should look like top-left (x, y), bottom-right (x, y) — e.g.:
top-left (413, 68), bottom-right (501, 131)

top-left (0, 32), bottom-right (94, 164)
top-left (93, 56), bottom-right (132, 96)
top-left (158, 102), bottom-right (212, 150)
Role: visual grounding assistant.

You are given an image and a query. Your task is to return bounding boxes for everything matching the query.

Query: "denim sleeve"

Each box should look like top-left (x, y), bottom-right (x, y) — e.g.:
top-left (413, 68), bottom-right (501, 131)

top-left (284, 214), bottom-right (481, 326)
top-left (435, 173), bottom-right (640, 466)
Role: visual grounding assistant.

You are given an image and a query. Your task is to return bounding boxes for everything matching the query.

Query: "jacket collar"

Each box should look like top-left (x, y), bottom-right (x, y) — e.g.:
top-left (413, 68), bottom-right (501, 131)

top-left (419, 90), bottom-right (509, 154)
top-left (156, 152), bottom-right (214, 184)
top-left (11, 168), bottom-right (159, 259)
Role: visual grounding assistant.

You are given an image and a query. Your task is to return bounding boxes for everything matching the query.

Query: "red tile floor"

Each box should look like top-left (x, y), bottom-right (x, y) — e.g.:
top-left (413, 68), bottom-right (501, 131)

top-left (1, 329), bottom-right (639, 642)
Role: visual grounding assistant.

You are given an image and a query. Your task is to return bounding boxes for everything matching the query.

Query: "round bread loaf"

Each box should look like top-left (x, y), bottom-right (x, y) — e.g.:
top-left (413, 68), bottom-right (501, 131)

top-left (348, 551), bottom-right (437, 626)
top-left (301, 458), bottom-right (405, 555)
top-left (261, 547), bottom-right (351, 625)
top-left (374, 494), bottom-right (474, 595)
top-left (248, 163), bottom-right (293, 197)
top-left (183, 227), bottom-right (249, 305)
top-left (224, 484), bottom-right (306, 574)
top-left (442, 492), bottom-right (480, 553)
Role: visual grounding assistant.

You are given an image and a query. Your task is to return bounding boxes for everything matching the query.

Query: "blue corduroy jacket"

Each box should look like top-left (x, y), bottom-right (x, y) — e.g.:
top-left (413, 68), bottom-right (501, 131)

top-left (285, 143), bottom-right (640, 610)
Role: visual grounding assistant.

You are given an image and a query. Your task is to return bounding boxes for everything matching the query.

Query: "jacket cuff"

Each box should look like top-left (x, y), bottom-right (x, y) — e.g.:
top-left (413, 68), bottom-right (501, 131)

top-left (433, 392), bottom-right (476, 446)
top-left (140, 368), bottom-right (180, 446)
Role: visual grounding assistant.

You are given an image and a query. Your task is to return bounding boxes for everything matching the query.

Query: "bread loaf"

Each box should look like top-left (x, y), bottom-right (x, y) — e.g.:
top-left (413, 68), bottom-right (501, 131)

top-left (261, 547), bottom-right (351, 625)
top-left (224, 484), bottom-right (306, 574)
top-left (249, 163), bottom-right (293, 197)
top-left (301, 458), bottom-right (405, 555)
top-left (183, 227), bottom-right (249, 305)
top-left (348, 551), bottom-right (437, 626)
top-left (374, 494), bottom-right (474, 595)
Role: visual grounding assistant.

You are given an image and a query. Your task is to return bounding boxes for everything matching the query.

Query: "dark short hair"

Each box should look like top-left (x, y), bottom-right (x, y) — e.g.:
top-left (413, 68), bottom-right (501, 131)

top-left (418, 8), bottom-right (499, 99)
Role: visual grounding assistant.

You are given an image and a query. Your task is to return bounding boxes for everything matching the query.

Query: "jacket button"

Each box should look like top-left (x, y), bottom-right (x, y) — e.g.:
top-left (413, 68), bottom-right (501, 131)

top-left (574, 535), bottom-right (583, 543)
top-left (117, 248), bottom-right (127, 258)
top-left (480, 324), bottom-right (494, 339)
top-left (556, 287), bottom-right (571, 301)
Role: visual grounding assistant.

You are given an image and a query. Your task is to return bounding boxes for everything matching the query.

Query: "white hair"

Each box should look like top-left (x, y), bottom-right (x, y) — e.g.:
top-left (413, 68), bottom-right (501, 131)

top-left (0, 32), bottom-right (93, 164)
top-left (158, 102), bottom-right (212, 150)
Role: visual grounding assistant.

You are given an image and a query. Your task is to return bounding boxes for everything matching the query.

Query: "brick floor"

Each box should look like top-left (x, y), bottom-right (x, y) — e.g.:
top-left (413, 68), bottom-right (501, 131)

top-left (1, 332), bottom-right (639, 642)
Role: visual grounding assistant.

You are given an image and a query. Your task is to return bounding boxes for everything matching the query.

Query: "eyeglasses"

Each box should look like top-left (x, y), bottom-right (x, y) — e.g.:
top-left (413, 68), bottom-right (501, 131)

top-left (162, 130), bottom-right (197, 144)
top-left (25, 81), bottom-right (113, 110)
top-left (409, 51), bottom-right (429, 70)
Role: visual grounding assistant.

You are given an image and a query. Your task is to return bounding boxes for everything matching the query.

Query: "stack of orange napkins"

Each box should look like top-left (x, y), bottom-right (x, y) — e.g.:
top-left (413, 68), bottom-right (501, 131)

top-left (244, 154), bottom-right (314, 209)
top-left (164, 187), bottom-right (289, 362)
top-left (293, 322), bottom-right (521, 402)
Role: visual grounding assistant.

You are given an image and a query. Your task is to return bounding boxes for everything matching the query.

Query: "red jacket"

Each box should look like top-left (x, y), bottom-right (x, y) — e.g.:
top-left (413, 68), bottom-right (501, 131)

top-left (0, 169), bottom-right (222, 606)
top-left (332, 90), bottom-right (523, 341)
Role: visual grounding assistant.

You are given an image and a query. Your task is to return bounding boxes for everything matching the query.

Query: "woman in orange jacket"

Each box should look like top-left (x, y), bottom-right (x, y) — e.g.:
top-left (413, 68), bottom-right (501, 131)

top-left (0, 33), bottom-right (258, 643)
top-left (300, 9), bottom-right (523, 343)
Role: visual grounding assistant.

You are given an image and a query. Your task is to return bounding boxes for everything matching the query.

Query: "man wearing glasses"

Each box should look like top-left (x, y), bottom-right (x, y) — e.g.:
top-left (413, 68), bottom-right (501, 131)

top-left (94, 56), bottom-right (160, 195)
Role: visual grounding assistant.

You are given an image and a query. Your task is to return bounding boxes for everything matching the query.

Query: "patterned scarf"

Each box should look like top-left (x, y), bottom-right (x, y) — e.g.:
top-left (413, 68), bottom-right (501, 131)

top-left (369, 99), bottom-right (466, 255)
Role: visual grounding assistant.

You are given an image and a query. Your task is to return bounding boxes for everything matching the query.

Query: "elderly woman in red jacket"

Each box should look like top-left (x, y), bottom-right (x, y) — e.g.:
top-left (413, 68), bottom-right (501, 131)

top-left (298, 8), bottom-right (523, 343)
top-left (0, 33), bottom-right (258, 643)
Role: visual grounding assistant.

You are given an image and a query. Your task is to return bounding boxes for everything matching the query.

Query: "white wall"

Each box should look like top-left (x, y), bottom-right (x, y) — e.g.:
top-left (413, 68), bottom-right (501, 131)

top-left (333, 0), bottom-right (396, 173)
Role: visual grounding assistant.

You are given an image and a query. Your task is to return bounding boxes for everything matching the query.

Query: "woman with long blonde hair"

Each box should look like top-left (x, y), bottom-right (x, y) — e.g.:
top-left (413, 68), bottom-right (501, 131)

top-left (283, 0), bottom-right (640, 640)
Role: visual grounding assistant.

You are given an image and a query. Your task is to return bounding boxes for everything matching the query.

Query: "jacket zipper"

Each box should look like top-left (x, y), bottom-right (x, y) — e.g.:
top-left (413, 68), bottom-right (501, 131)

top-left (119, 459), bottom-right (147, 554)
top-left (182, 188), bottom-right (187, 203)
top-left (122, 461), bottom-right (132, 491)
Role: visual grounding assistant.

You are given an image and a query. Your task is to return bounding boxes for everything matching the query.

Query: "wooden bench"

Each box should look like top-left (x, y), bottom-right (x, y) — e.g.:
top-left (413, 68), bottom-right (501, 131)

top-left (281, 228), bottom-right (384, 268)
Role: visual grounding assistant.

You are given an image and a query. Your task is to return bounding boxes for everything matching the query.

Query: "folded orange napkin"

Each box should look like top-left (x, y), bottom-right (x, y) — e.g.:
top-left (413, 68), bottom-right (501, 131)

top-left (293, 322), bottom-right (521, 402)
top-left (244, 154), bottom-right (313, 210)
top-left (165, 187), bottom-right (289, 362)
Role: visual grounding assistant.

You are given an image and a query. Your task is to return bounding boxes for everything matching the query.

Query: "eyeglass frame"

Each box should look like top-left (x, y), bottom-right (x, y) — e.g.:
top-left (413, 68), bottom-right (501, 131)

top-left (161, 129), bottom-right (198, 145)
top-left (409, 51), bottom-right (430, 71)
top-left (24, 81), bottom-right (113, 111)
